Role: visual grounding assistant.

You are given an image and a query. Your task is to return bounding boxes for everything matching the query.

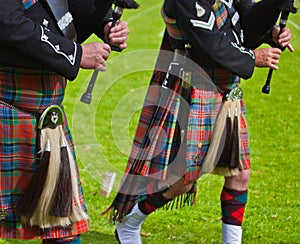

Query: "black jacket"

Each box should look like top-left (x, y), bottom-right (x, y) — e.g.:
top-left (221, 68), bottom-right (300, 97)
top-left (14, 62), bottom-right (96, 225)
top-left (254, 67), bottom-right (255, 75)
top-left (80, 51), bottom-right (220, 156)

top-left (0, 0), bottom-right (113, 80)
top-left (163, 0), bottom-right (280, 79)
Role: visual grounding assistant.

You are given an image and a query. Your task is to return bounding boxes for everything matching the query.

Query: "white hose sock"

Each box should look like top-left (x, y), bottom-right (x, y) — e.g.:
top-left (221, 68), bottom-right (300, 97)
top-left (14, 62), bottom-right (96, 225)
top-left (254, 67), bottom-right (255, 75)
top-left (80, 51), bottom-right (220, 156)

top-left (222, 222), bottom-right (242, 244)
top-left (115, 203), bottom-right (147, 244)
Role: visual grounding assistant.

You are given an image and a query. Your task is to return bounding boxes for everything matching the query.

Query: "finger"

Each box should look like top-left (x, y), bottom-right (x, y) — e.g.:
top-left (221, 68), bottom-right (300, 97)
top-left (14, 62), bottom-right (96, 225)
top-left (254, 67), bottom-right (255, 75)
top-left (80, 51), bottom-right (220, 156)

top-left (279, 32), bottom-right (290, 40)
top-left (107, 22), bottom-right (113, 28)
top-left (278, 37), bottom-right (291, 47)
top-left (271, 58), bottom-right (279, 64)
top-left (109, 36), bottom-right (127, 45)
top-left (97, 55), bottom-right (106, 64)
top-left (110, 20), bottom-right (123, 32)
top-left (279, 33), bottom-right (291, 45)
top-left (96, 50), bottom-right (109, 61)
top-left (119, 43), bottom-right (128, 49)
top-left (287, 43), bottom-right (294, 52)
top-left (102, 43), bottom-right (111, 52)
top-left (95, 58), bottom-right (106, 71)
top-left (270, 63), bottom-right (279, 70)
top-left (272, 53), bottom-right (281, 60)
top-left (109, 29), bottom-right (129, 40)
top-left (274, 26), bottom-right (280, 33)
top-left (110, 27), bottom-right (129, 40)
top-left (278, 41), bottom-right (287, 48)
top-left (96, 64), bottom-right (106, 72)
top-left (100, 51), bottom-right (110, 61)
top-left (272, 48), bottom-right (282, 55)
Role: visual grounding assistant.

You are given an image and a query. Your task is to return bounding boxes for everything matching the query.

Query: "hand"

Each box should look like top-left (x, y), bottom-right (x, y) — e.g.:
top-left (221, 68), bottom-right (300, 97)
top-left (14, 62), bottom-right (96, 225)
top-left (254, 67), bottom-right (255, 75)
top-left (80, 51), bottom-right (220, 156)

top-left (254, 47), bottom-right (282, 70)
top-left (104, 20), bottom-right (129, 50)
top-left (80, 42), bottom-right (111, 71)
top-left (272, 26), bottom-right (294, 52)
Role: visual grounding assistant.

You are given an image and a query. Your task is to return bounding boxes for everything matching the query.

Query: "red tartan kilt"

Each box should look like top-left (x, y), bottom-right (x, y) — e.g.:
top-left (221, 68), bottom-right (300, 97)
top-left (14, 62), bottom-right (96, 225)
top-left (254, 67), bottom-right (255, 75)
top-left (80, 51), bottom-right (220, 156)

top-left (185, 87), bottom-right (250, 181)
top-left (109, 31), bottom-right (251, 222)
top-left (0, 66), bottom-right (66, 113)
top-left (0, 66), bottom-right (89, 239)
top-left (128, 68), bottom-right (251, 182)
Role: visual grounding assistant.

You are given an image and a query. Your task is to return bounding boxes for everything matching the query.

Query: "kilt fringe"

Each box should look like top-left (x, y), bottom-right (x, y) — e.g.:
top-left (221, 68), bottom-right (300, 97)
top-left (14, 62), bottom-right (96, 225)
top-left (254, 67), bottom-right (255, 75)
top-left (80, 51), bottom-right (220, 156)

top-left (163, 190), bottom-right (195, 210)
top-left (104, 182), bottom-right (196, 224)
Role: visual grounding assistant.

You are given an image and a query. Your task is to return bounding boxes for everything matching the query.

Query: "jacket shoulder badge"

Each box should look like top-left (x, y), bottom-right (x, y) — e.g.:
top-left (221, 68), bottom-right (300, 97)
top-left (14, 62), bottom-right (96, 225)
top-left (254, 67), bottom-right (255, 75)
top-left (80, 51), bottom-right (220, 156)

top-left (191, 1), bottom-right (215, 31)
top-left (195, 2), bottom-right (206, 17)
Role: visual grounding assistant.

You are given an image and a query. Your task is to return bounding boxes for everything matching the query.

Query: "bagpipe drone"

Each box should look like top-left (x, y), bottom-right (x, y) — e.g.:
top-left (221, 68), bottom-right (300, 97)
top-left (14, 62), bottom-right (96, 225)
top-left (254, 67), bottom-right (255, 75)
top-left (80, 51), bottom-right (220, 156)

top-left (80, 0), bottom-right (139, 104)
top-left (262, 0), bottom-right (297, 94)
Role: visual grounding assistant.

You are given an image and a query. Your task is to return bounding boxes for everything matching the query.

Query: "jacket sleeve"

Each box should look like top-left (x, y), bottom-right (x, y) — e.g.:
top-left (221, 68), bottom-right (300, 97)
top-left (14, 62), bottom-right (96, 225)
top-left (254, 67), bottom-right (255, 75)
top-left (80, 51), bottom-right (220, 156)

top-left (0, 0), bottom-right (82, 81)
top-left (165, 0), bottom-right (256, 79)
top-left (69, 0), bottom-right (113, 43)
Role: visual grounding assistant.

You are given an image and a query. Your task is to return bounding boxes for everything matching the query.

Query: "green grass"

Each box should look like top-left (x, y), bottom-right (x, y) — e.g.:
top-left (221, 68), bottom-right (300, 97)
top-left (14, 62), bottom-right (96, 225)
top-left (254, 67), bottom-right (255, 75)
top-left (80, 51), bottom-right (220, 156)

top-left (2, 1), bottom-right (300, 243)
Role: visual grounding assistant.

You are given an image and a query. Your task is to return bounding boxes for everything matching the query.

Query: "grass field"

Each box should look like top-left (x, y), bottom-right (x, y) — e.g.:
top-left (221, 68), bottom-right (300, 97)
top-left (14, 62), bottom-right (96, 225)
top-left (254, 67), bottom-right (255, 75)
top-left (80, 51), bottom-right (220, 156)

top-left (2, 0), bottom-right (300, 243)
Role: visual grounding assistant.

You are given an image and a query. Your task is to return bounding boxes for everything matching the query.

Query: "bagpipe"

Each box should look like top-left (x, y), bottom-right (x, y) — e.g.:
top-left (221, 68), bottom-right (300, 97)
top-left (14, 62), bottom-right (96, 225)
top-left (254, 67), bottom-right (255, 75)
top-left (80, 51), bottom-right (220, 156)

top-left (239, 0), bottom-right (297, 93)
top-left (262, 0), bottom-right (297, 94)
top-left (80, 0), bottom-right (139, 104)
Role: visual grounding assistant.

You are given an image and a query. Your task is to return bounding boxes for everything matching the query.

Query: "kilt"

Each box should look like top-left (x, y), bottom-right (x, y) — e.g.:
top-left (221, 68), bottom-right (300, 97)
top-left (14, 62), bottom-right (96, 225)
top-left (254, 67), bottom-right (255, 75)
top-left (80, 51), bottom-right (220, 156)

top-left (109, 32), bottom-right (251, 220)
top-left (0, 66), bottom-right (89, 239)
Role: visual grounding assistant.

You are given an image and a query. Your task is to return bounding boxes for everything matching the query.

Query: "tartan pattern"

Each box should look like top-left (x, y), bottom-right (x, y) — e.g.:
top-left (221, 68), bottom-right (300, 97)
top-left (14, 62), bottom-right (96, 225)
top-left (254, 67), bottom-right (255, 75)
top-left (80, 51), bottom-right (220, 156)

top-left (109, 1), bottom-right (251, 219)
top-left (0, 67), bottom-right (65, 114)
top-left (0, 66), bottom-right (89, 239)
top-left (131, 80), bottom-right (182, 179)
top-left (138, 181), bottom-right (171, 214)
top-left (108, 33), bottom-right (176, 220)
top-left (185, 70), bottom-right (251, 181)
top-left (22, 0), bottom-right (38, 10)
top-left (221, 187), bottom-right (248, 226)
top-left (213, 0), bottom-right (228, 29)
top-left (161, 9), bottom-right (188, 41)
top-left (42, 235), bottom-right (80, 243)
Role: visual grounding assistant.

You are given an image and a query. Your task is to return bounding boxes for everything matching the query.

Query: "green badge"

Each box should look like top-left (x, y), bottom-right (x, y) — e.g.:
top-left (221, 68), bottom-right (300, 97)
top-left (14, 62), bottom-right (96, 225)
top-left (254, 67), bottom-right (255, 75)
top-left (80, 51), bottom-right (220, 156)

top-left (38, 105), bottom-right (64, 129)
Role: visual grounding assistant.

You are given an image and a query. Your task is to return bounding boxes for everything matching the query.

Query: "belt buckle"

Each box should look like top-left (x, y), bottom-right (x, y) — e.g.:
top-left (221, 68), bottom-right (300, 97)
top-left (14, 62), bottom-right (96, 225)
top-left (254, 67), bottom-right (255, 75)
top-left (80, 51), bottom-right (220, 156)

top-left (0, 209), bottom-right (8, 220)
top-left (225, 86), bottom-right (243, 101)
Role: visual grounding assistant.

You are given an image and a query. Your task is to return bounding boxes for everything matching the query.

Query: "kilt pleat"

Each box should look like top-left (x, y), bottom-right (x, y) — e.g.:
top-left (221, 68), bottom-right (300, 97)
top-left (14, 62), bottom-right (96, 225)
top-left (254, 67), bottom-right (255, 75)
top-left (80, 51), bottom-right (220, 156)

top-left (109, 31), bottom-right (251, 221)
top-left (0, 66), bottom-right (89, 239)
top-left (131, 78), bottom-right (182, 180)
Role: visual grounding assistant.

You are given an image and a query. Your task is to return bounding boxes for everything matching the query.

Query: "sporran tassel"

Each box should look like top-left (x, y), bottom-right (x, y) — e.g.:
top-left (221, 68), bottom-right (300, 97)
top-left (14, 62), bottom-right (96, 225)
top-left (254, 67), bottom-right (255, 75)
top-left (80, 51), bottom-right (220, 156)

top-left (212, 100), bottom-right (241, 176)
top-left (201, 100), bottom-right (230, 175)
top-left (29, 126), bottom-right (71, 228)
top-left (16, 139), bottom-right (51, 220)
top-left (201, 86), bottom-right (243, 176)
top-left (229, 107), bottom-right (240, 169)
top-left (59, 126), bottom-right (88, 224)
top-left (49, 137), bottom-right (72, 217)
top-left (216, 108), bottom-right (232, 167)
top-left (16, 105), bottom-right (88, 228)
